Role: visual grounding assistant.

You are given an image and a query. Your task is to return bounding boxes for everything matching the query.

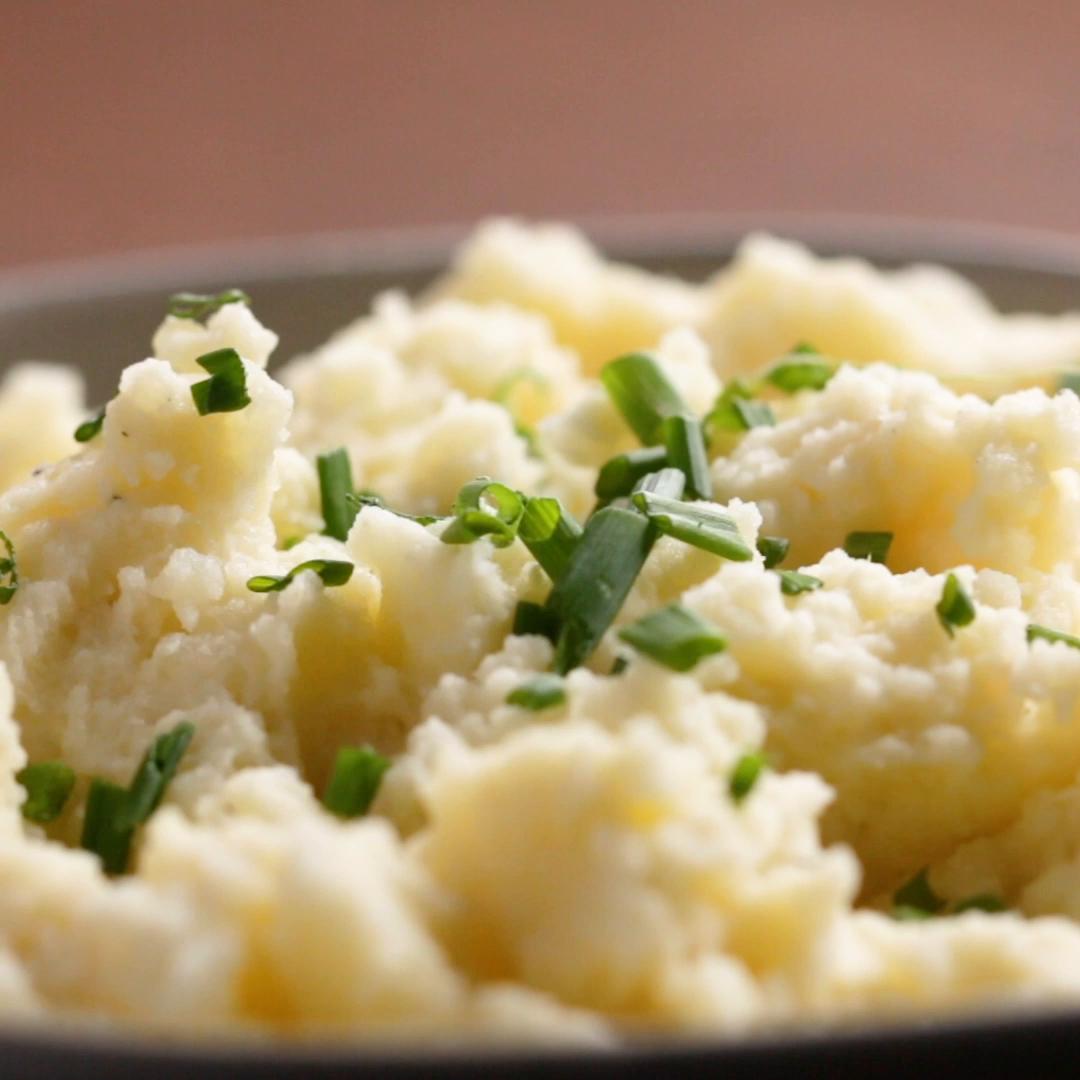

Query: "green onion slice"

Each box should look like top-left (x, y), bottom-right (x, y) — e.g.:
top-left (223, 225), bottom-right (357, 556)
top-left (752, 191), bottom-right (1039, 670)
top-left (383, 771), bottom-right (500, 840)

top-left (600, 352), bottom-right (690, 445)
top-left (631, 491), bottom-right (753, 562)
top-left (190, 347), bottom-right (250, 415)
top-left (891, 867), bottom-right (945, 920)
top-left (345, 492), bottom-right (441, 527)
top-left (729, 752), bottom-right (767, 804)
top-left (323, 746), bottom-right (390, 819)
top-left (317, 448), bottom-right (358, 542)
top-left (167, 288), bottom-right (251, 324)
top-left (74, 410), bottom-right (106, 443)
top-left (936, 572), bottom-right (975, 637)
top-left (0, 530), bottom-right (18, 605)
top-left (1059, 373), bottom-right (1080, 395)
top-left (512, 600), bottom-right (562, 643)
top-left (1027, 623), bottom-right (1080, 650)
top-left (764, 346), bottom-right (835, 393)
top-left (778, 569), bottom-right (824, 596)
top-left (519, 497), bottom-right (582, 581)
top-left (17, 762), bottom-right (76, 824)
top-left (953, 893), bottom-right (1006, 914)
top-left (706, 379), bottom-right (756, 435)
top-left (617, 603), bottom-right (727, 672)
top-left (843, 530), bottom-right (893, 564)
top-left (756, 535), bottom-right (790, 568)
top-left (507, 673), bottom-right (566, 711)
top-left (440, 478), bottom-right (524, 548)
top-left (595, 447), bottom-right (669, 501)
top-left (247, 559), bottom-right (354, 593)
top-left (660, 415), bottom-right (712, 499)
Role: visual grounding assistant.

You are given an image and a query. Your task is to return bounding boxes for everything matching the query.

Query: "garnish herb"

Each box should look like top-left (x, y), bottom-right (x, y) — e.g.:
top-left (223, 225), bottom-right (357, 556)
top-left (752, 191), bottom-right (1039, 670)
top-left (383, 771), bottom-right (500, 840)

top-left (317, 448), bottom-right (358, 542)
top-left (706, 379), bottom-right (756, 435)
top-left (729, 752), bottom-right (767, 804)
top-left (953, 893), bottom-right (1007, 914)
top-left (167, 288), bottom-right (251, 324)
top-left (345, 492), bottom-right (441, 527)
top-left (617, 603), bottom-right (727, 672)
top-left (1026, 623), bottom-right (1080, 650)
top-left (891, 867), bottom-right (945, 921)
top-left (493, 370), bottom-right (545, 456)
top-left (936, 572), bottom-right (975, 637)
top-left (17, 762), bottom-right (75, 824)
top-left (519, 497), bottom-right (582, 582)
top-left (190, 347), bottom-right (250, 415)
top-left (247, 559), bottom-right (354, 593)
top-left (660, 415), bottom-right (712, 500)
top-left (731, 398), bottom-right (776, 429)
top-left (512, 600), bottom-right (561, 643)
top-left (1059, 373), bottom-right (1080, 395)
top-left (778, 569), bottom-right (824, 596)
top-left (756, 535), bottom-right (790, 569)
top-left (595, 447), bottom-right (669, 501)
top-left (610, 655), bottom-right (629, 675)
top-left (323, 746), bottom-right (390, 819)
top-left (80, 721), bottom-right (195, 874)
top-left (764, 344), bottom-right (835, 393)
top-left (631, 490), bottom-right (753, 562)
top-left (843, 530), bottom-right (893, 565)
top-left (507, 673), bottom-right (567, 711)
top-left (441, 479), bottom-right (524, 548)
top-left (600, 352), bottom-right (689, 445)
top-left (0, 531), bottom-right (17, 605)
top-left (74, 410), bottom-right (105, 443)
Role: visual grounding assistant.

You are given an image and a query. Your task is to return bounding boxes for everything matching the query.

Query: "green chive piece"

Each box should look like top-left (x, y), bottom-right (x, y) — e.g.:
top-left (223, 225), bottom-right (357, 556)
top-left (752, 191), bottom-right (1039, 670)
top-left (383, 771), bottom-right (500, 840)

top-left (729, 752), bottom-right (767, 804)
top-left (519, 497), bottom-right (582, 582)
top-left (547, 504), bottom-right (656, 674)
top-left (660, 415), bottom-right (712, 499)
top-left (778, 569), bottom-right (824, 596)
top-left (764, 347), bottom-right (835, 393)
top-left (17, 762), bottom-right (76, 824)
top-left (843, 530), bottom-right (893, 564)
top-left (953, 893), bottom-right (1007, 914)
top-left (705, 379), bottom-right (756, 435)
top-left (317, 448), bottom-right (358, 542)
top-left (81, 721), bottom-right (195, 875)
top-left (323, 746), bottom-right (390, 819)
top-left (633, 467), bottom-right (687, 499)
top-left (600, 352), bottom-right (690, 445)
top-left (595, 447), bottom-right (669, 501)
top-left (74, 410), bottom-right (106, 443)
top-left (756, 536), bottom-right (790, 569)
top-left (631, 491), bottom-right (753, 562)
top-left (1059, 373), bottom-right (1080, 395)
top-left (247, 559), bottom-right (355, 593)
top-left (167, 288), bottom-right (251, 324)
top-left (81, 779), bottom-right (133, 876)
top-left (610, 655), bottom-right (629, 675)
top-left (507, 673), bottom-right (566, 711)
top-left (345, 492), bottom-right (441, 528)
top-left (512, 600), bottom-right (562, 644)
top-left (190, 347), bottom-right (250, 415)
top-left (936, 572), bottom-right (976, 637)
top-left (733, 398), bottom-right (776, 429)
top-left (1027, 623), bottom-right (1080, 650)
top-left (281, 535), bottom-right (304, 551)
top-left (618, 603), bottom-right (727, 672)
top-left (891, 868), bottom-right (945, 920)
top-left (440, 478), bottom-right (525, 548)
top-left (0, 530), bottom-right (18, 606)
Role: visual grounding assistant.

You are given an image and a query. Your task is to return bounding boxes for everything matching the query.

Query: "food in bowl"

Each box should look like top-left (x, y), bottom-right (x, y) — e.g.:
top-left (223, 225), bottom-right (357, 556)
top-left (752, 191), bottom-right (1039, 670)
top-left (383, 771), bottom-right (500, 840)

top-left (2, 222), bottom-right (1080, 1044)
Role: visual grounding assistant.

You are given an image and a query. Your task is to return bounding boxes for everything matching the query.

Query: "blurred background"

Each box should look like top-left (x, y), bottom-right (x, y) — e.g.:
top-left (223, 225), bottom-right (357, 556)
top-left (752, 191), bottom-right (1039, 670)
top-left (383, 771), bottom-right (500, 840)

top-left (3, 0), bottom-right (1080, 271)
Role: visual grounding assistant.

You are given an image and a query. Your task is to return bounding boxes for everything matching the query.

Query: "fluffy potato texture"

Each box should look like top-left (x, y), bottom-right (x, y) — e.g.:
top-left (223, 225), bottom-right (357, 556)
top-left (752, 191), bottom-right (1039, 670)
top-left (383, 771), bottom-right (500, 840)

top-left (0, 223), bottom-right (1080, 1043)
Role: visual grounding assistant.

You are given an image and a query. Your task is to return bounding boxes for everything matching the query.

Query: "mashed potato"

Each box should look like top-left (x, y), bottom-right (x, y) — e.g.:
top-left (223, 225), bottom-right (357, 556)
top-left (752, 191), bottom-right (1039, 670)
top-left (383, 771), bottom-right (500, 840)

top-left (3, 222), bottom-right (1080, 1043)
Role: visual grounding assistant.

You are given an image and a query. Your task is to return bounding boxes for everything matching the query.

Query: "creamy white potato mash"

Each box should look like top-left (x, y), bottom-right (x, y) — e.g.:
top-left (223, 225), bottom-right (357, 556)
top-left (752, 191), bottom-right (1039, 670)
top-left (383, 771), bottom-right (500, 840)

top-left (4, 222), bottom-right (1080, 1044)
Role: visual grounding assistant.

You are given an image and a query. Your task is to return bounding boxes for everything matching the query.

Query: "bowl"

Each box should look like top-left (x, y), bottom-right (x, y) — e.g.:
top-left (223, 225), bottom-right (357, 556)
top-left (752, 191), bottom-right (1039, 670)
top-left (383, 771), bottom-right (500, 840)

top-left (2, 215), bottom-right (1080, 1078)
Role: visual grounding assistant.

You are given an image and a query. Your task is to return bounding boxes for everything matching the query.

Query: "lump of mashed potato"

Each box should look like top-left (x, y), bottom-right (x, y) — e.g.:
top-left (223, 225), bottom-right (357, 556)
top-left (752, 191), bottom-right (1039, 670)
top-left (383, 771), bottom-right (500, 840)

top-left (4, 222), bottom-right (1080, 1045)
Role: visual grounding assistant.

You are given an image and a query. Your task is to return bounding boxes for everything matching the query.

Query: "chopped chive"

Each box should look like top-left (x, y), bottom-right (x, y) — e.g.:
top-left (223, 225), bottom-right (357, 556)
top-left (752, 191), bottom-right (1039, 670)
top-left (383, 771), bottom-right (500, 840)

top-left (17, 762), bottom-right (76, 824)
top-left (547, 503), bottom-right (656, 674)
top-left (936, 572), bottom-right (975, 637)
top-left (953, 893), bottom-right (1006, 914)
top-left (891, 868), bottom-right (945, 920)
top-left (81, 721), bottom-right (195, 875)
top-left (167, 288), bottom-right (250, 324)
top-left (756, 535), bottom-right (790, 569)
top-left (600, 352), bottom-right (690, 445)
top-left (190, 347), bottom-right (250, 415)
top-left (778, 569), bottom-right (824, 596)
top-left (323, 746), bottom-right (390, 819)
top-left (247, 559), bottom-right (354, 593)
top-left (729, 752), bottom-right (767, 804)
top-left (843, 530), bottom-right (893, 564)
top-left (0, 530), bottom-right (17, 605)
top-left (631, 491), bottom-right (753, 562)
top-left (317, 448), bottom-right (358, 542)
top-left (610, 655), bottom-right (629, 675)
top-left (512, 600), bottom-right (562, 644)
top-left (507, 673), bottom-right (566, 711)
top-left (705, 379), bottom-right (756, 435)
top-left (732, 398), bottom-right (776, 429)
top-left (440, 478), bottom-right (524, 548)
top-left (345, 492), bottom-right (441, 527)
top-left (281, 535), bottom-right (304, 551)
top-left (660, 415), bottom-right (712, 499)
top-left (74, 410), bottom-right (105, 443)
top-left (519, 497), bottom-right (582, 581)
top-left (633, 467), bottom-right (687, 499)
top-left (1027, 623), bottom-right (1080, 650)
top-left (764, 347), bottom-right (835, 393)
top-left (595, 447), bottom-right (669, 501)
top-left (1059, 373), bottom-right (1080, 395)
top-left (618, 603), bottom-right (727, 672)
